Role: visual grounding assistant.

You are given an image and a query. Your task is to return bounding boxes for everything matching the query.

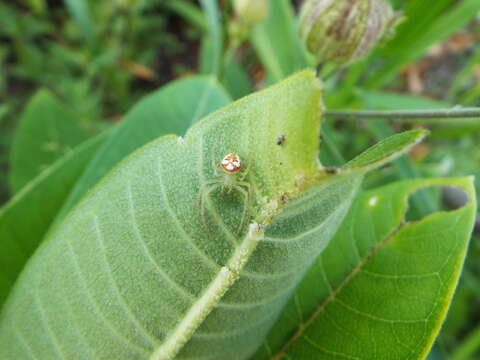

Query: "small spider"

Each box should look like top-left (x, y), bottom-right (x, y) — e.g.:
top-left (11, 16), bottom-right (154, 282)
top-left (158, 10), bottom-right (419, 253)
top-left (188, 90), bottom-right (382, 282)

top-left (276, 134), bottom-right (286, 146)
top-left (199, 152), bottom-right (253, 236)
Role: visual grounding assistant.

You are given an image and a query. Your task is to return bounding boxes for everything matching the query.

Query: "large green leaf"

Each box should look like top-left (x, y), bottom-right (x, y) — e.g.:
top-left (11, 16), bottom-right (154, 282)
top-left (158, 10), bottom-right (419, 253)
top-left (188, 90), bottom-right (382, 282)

top-left (255, 177), bottom-right (476, 359)
top-left (0, 71), bottom-right (425, 359)
top-left (9, 89), bottom-right (88, 193)
top-left (0, 132), bottom-right (106, 308)
top-left (58, 75), bottom-right (231, 220)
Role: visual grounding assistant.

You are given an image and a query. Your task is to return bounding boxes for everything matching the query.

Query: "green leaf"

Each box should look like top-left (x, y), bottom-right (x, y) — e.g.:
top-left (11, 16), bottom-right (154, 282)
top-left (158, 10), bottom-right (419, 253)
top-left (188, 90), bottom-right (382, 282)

top-left (0, 71), bottom-right (424, 359)
top-left (199, 0), bottom-right (223, 76)
top-left (359, 91), bottom-right (440, 216)
top-left (251, 0), bottom-right (309, 82)
top-left (255, 177), bottom-right (476, 359)
top-left (58, 75), bottom-right (231, 220)
top-left (448, 45), bottom-right (480, 102)
top-left (162, 0), bottom-right (207, 31)
top-left (343, 129), bottom-right (428, 170)
top-left (26, 0), bottom-right (46, 14)
top-left (367, 0), bottom-right (480, 88)
top-left (0, 104), bottom-right (8, 125)
top-left (451, 324), bottom-right (480, 360)
top-left (63, 0), bottom-right (95, 41)
top-left (9, 89), bottom-right (89, 193)
top-left (0, 132), bottom-right (106, 309)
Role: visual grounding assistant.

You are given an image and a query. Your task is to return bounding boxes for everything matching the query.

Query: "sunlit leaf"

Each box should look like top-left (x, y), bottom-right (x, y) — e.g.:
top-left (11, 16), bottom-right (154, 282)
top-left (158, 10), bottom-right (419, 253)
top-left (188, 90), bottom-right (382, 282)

top-left (0, 71), bottom-right (425, 359)
top-left (58, 76), bottom-right (230, 220)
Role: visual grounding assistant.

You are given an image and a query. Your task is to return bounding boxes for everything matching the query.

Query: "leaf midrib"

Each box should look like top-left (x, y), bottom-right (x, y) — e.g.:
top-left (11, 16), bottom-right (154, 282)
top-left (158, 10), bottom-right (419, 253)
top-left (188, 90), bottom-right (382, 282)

top-left (149, 220), bottom-right (264, 360)
top-left (149, 168), bottom-right (348, 359)
top-left (149, 160), bottom-right (326, 359)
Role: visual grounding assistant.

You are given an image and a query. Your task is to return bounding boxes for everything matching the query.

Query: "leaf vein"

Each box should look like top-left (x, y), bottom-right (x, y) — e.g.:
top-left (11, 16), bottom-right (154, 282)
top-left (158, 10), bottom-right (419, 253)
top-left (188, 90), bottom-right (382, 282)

top-left (126, 181), bottom-right (198, 303)
top-left (66, 240), bottom-right (150, 357)
top-left (266, 195), bottom-right (351, 243)
top-left (12, 328), bottom-right (38, 360)
top-left (194, 306), bottom-right (275, 339)
top-left (92, 214), bottom-right (159, 348)
top-left (157, 154), bottom-right (223, 269)
top-left (303, 335), bottom-right (360, 360)
top-left (218, 281), bottom-right (296, 310)
top-left (33, 290), bottom-right (67, 360)
top-left (335, 298), bottom-right (426, 324)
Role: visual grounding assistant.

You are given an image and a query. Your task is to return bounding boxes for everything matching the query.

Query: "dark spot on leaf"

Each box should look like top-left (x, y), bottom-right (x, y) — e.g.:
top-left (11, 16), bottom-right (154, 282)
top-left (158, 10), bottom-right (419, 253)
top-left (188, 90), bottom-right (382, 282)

top-left (325, 167), bottom-right (338, 175)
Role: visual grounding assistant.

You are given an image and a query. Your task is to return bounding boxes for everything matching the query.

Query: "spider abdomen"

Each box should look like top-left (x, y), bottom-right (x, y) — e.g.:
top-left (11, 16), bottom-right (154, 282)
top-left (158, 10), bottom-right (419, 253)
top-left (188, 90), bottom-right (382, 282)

top-left (221, 153), bottom-right (242, 173)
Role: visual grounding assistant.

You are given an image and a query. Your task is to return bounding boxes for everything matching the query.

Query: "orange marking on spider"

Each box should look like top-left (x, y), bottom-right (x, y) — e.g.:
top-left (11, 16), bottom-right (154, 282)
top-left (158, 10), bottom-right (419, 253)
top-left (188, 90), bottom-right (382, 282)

top-left (220, 153), bottom-right (242, 173)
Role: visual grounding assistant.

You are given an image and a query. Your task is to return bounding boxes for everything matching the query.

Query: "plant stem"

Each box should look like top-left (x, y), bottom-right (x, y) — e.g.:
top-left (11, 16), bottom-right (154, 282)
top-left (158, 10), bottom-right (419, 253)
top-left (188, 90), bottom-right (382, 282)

top-left (326, 108), bottom-right (480, 120)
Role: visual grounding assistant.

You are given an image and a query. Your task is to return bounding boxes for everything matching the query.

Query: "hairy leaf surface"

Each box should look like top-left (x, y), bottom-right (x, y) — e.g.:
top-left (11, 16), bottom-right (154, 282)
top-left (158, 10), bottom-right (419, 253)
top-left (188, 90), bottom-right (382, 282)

top-left (0, 71), bottom-right (425, 360)
top-left (59, 75), bottom-right (230, 220)
top-left (255, 177), bottom-right (476, 359)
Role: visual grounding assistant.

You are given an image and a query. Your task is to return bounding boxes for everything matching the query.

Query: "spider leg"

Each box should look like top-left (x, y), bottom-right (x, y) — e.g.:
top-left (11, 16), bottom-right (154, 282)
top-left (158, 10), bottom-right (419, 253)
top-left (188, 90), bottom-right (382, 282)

top-left (239, 152), bottom-right (254, 181)
top-left (210, 145), bottom-right (220, 176)
top-left (238, 181), bottom-right (254, 212)
top-left (231, 180), bottom-right (256, 237)
top-left (198, 181), bottom-right (221, 237)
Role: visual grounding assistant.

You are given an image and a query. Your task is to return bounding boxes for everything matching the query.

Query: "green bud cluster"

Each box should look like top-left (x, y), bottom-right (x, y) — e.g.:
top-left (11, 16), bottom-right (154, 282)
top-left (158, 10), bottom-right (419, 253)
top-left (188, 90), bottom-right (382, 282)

top-left (233, 0), bottom-right (270, 28)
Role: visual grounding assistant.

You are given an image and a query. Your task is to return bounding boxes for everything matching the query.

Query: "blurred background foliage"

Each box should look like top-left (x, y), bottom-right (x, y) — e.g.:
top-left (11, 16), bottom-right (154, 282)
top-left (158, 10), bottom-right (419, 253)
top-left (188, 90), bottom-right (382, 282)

top-left (0, 0), bottom-right (479, 358)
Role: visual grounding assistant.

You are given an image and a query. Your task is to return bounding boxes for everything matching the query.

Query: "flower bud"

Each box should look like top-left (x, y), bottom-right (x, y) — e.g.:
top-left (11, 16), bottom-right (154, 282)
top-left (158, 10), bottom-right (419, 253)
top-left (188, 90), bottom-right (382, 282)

top-left (233, 0), bottom-right (269, 28)
top-left (300, 0), bottom-right (400, 65)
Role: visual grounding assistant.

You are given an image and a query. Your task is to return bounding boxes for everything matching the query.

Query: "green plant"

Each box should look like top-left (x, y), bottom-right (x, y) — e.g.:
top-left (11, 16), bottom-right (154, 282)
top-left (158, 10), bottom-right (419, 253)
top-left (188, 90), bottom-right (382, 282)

top-left (0, 1), bottom-right (479, 359)
top-left (2, 69), bottom-right (474, 360)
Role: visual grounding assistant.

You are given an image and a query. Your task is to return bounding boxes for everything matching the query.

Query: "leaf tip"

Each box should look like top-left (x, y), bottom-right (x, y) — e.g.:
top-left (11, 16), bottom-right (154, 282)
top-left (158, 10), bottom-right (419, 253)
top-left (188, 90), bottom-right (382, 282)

top-left (342, 128), bottom-right (429, 173)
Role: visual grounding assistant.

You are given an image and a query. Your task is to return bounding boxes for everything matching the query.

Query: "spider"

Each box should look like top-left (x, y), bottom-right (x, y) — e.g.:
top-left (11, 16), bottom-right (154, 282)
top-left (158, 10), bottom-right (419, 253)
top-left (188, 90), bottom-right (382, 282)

top-left (199, 152), bottom-right (254, 237)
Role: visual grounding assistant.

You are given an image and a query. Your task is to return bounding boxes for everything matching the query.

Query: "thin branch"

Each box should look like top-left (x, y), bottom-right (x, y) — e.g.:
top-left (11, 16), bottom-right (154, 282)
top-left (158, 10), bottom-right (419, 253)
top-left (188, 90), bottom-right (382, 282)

top-left (325, 108), bottom-right (480, 120)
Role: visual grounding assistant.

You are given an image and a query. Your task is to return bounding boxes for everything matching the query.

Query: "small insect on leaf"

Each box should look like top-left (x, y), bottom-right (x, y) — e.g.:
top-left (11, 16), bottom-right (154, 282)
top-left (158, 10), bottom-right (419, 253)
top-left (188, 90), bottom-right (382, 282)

top-left (276, 134), bottom-right (286, 146)
top-left (325, 167), bottom-right (339, 175)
